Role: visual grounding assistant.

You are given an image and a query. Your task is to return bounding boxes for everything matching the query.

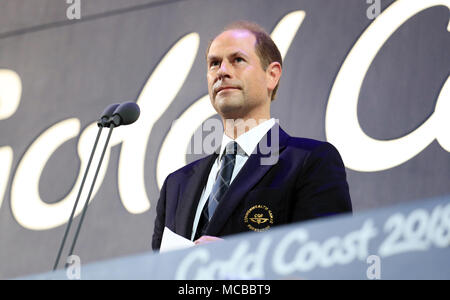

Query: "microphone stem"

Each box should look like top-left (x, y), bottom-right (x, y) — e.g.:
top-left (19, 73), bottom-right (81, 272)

top-left (53, 126), bottom-right (103, 271)
top-left (65, 124), bottom-right (115, 269)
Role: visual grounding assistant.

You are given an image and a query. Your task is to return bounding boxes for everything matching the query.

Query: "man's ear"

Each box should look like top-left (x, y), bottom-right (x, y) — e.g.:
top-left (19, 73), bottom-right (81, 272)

top-left (266, 61), bottom-right (282, 93)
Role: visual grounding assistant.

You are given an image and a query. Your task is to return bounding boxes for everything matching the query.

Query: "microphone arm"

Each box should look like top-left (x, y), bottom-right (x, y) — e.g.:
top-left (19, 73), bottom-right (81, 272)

top-left (52, 125), bottom-right (103, 271)
top-left (65, 124), bottom-right (116, 267)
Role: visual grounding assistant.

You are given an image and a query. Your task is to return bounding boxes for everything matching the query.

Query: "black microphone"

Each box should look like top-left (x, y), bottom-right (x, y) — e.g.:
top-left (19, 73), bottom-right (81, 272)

top-left (64, 102), bottom-right (140, 268)
top-left (97, 103), bottom-right (120, 127)
top-left (52, 103), bottom-right (119, 271)
top-left (108, 101), bottom-right (140, 127)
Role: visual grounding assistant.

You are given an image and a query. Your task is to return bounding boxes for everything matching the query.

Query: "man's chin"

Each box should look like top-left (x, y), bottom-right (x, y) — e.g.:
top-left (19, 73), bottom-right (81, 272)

top-left (215, 100), bottom-right (244, 118)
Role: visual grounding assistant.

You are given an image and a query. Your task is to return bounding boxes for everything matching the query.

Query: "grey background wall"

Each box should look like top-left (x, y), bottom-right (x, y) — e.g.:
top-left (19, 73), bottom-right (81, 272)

top-left (0, 0), bottom-right (449, 278)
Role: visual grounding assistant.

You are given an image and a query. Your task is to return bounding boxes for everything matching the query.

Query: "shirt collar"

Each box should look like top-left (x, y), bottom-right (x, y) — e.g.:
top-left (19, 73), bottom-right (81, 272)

top-left (219, 118), bottom-right (276, 161)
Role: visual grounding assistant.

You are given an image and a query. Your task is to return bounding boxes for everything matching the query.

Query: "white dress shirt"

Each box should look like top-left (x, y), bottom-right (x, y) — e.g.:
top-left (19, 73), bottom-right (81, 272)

top-left (190, 118), bottom-right (276, 240)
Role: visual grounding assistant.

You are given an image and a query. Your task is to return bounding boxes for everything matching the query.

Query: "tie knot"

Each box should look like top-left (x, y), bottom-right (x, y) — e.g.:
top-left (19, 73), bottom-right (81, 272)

top-left (224, 141), bottom-right (238, 156)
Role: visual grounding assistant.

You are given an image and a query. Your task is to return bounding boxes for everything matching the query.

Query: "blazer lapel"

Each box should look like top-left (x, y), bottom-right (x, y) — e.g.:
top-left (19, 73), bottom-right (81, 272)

top-left (175, 153), bottom-right (217, 238)
top-left (206, 125), bottom-right (290, 236)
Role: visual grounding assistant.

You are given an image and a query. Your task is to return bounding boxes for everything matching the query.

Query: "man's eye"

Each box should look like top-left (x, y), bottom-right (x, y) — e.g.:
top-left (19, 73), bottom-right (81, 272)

top-left (210, 61), bottom-right (219, 68)
top-left (235, 57), bottom-right (244, 63)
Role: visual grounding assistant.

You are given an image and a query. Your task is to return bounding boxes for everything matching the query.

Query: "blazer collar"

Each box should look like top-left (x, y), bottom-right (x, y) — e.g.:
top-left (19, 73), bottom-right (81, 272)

top-left (175, 153), bottom-right (217, 238)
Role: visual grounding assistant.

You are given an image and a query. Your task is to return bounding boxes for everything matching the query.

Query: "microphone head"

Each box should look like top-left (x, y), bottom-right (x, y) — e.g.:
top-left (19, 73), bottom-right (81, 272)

top-left (101, 103), bottom-right (120, 119)
top-left (110, 102), bottom-right (140, 126)
top-left (97, 103), bottom-right (120, 127)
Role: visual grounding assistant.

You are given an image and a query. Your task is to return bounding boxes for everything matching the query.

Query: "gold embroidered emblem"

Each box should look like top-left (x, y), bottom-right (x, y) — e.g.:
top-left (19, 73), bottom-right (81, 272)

top-left (249, 214), bottom-right (269, 224)
top-left (244, 205), bottom-right (274, 232)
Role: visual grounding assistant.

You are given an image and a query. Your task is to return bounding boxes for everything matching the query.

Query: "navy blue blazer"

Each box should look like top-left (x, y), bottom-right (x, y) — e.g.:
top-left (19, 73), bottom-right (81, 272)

top-left (152, 126), bottom-right (352, 250)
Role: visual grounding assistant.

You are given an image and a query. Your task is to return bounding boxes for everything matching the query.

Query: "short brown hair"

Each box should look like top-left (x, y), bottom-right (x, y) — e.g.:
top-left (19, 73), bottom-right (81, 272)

top-left (206, 21), bottom-right (282, 101)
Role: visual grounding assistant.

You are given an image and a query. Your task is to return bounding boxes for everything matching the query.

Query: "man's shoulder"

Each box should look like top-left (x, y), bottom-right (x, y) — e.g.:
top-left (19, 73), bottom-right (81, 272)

top-left (281, 131), bottom-right (343, 164)
top-left (284, 133), bottom-right (335, 153)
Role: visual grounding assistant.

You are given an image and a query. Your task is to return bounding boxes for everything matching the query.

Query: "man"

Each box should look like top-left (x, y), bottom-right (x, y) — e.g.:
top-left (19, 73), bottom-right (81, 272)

top-left (152, 21), bottom-right (352, 250)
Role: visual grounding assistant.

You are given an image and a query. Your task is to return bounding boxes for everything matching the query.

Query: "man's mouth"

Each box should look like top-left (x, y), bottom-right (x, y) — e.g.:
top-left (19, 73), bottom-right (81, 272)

top-left (215, 86), bottom-right (240, 95)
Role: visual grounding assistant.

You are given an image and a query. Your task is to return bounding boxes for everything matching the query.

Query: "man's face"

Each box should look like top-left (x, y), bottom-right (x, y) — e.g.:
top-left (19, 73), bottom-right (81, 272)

top-left (207, 29), bottom-right (270, 120)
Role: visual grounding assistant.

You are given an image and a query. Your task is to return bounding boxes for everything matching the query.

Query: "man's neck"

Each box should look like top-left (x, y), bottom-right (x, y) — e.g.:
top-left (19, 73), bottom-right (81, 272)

top-left (223, 117), bottom-right (271, 139)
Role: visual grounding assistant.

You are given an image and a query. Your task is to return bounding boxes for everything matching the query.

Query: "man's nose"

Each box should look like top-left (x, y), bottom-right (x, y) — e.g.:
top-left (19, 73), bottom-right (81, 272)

top-left (217, 61), bottom-right (231, 79)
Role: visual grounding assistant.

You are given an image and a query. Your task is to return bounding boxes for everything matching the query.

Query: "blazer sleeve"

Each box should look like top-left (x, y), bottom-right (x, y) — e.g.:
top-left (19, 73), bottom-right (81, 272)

top-left (292, 142), bottom-right (352, 221)
top-left (152, 176), bottom-right (168, 251)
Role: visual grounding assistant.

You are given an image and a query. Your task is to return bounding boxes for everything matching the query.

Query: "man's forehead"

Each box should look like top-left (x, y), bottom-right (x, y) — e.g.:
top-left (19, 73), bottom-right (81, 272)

top-left (208, 29), bottom-right (256, 56)
top-left (217, 29), bottom-right (254, 40)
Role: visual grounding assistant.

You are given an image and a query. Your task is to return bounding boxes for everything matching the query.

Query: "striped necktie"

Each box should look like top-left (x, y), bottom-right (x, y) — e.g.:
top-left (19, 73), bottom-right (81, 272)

top-left (207, 141), bottom-right (238, 219)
